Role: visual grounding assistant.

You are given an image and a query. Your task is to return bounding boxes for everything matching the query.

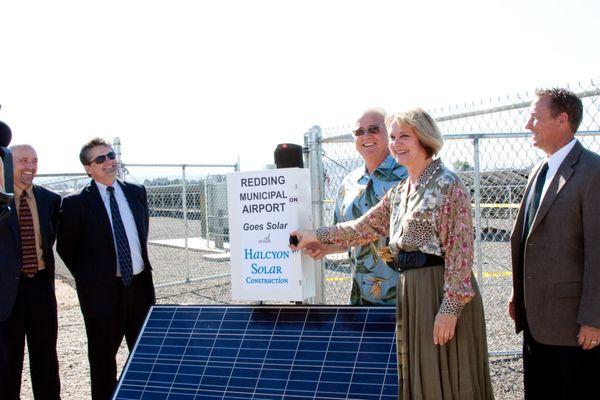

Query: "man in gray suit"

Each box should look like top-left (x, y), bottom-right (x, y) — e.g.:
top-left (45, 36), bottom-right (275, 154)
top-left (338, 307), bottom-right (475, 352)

top-left (509, 88), bottom-right (600, 399)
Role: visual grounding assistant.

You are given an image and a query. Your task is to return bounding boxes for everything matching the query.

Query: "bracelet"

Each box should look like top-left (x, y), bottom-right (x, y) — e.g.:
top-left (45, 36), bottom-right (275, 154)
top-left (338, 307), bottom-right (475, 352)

top-left (438, 297), bottom-right (464, 317)
top-left (315, 227), bottom-right (333, 244)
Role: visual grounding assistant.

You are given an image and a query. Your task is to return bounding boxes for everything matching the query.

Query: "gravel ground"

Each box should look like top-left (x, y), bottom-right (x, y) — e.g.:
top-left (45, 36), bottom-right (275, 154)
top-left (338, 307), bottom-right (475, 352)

top-left (17, 215), bottom-right (524, 399)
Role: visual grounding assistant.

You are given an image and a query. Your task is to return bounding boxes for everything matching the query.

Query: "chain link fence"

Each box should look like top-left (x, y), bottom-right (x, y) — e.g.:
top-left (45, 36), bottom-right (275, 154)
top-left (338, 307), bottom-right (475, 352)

top-left (307, 80), bottom-right (600, 357)
top-left (39, 159), bottom-right (238, 288)
top-left (122, 163), bottom-right (236, 288)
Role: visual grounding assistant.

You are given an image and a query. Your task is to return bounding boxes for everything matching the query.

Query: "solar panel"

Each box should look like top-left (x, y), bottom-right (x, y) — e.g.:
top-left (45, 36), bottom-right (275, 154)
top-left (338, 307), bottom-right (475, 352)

top-left (112, 305), bottom-right (398, 400)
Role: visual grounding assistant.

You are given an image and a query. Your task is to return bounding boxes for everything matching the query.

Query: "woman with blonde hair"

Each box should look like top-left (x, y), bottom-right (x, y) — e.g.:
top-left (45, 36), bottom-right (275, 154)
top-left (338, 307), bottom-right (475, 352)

top-left (292, 108), bottom-right (493, 399)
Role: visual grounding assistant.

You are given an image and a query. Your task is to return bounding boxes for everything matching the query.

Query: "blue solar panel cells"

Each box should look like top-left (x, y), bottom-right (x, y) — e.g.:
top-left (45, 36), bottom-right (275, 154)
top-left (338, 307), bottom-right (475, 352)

top-left (113, 306), bottom-right (398, 400)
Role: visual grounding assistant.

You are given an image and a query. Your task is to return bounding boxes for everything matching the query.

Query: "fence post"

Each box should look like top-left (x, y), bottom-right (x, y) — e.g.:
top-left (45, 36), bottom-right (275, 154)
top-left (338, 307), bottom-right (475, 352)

top-left (305, 126), bottom-right (325, 304)
top-left (472, 137), bottom-right (483, 286)
top-left (182, 165), bottom-right (190, 282)
top-left (508, 187), bottom-right (513, 220)
top-left (204, 177), bottom-right (210, 247)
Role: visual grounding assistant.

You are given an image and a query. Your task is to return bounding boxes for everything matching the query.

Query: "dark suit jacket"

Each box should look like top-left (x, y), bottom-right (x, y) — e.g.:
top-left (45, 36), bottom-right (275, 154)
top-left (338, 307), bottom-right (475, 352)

top-left (0, 185), bottom-right (61, 322)
top-left (510, 141), bottom-right (600, 346)
top-left (57, 180), bottom-right (155, 319)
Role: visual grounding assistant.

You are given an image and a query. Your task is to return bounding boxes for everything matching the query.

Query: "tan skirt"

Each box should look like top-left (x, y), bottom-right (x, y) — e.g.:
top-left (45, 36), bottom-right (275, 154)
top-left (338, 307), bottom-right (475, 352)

top-left (396, 266), bottom-right (494, 400)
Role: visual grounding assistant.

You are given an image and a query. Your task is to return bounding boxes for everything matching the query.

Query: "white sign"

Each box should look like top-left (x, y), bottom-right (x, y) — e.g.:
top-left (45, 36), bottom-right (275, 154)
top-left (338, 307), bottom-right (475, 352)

top-left (226, 168), bottom-right (315, 301)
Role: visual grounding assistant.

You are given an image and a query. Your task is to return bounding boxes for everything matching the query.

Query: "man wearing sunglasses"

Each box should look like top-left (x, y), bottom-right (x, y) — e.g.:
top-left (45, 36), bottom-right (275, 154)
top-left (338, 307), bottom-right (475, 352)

top-left (0, 144), bottom-right (62, 399)
top-left (308, 108), bottom-right (407, 305)
top-left (57, 138), bottom-right (155, 400)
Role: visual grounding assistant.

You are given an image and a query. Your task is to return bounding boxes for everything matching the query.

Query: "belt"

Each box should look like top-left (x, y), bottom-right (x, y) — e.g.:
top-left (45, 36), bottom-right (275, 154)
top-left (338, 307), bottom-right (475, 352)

top-left (387, 251), bottom-right (445, 272)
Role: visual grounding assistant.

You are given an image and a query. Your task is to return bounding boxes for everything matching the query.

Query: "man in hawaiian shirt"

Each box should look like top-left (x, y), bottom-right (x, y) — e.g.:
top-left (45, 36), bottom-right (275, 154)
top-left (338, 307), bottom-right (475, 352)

top-left (334, 108), bottom-right (407, 304)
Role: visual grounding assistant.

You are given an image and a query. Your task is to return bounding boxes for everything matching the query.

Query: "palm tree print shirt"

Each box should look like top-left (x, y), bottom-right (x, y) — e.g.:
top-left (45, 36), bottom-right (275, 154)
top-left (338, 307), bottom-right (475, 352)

top-left (333, 154), bottom-right (407, 305)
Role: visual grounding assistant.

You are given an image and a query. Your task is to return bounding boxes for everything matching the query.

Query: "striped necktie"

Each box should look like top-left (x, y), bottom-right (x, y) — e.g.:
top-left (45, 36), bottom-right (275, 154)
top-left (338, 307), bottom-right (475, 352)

top-left (19, 191), bottom-right (38, 277)
top-left (107, 186), bottom-right (134, 286)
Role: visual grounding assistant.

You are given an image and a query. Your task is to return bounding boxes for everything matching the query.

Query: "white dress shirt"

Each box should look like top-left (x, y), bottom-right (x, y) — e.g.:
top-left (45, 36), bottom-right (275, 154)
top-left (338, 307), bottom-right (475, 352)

top-left (525, 138), bottom-right (578, 213)
top-left (96, 180), bottom-right (145, 276)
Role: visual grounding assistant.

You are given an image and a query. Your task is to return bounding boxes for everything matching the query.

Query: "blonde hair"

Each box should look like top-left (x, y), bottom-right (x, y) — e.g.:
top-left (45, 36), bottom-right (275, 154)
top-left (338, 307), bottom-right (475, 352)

top-left (385, 108), bottom-right (444, 156)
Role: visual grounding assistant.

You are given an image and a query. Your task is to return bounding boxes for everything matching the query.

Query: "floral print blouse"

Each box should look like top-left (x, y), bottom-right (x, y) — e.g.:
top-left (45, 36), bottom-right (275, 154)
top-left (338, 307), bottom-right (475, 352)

top-left (333, 155), bottom-right (407, 305)
top-left (320, 158), bottom-right (475, 308)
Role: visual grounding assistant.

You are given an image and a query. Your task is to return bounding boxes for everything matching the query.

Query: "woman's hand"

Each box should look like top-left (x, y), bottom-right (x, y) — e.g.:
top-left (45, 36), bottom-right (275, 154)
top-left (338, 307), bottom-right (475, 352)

top-left (306, 244), bottom-right (347, 260)
top-left (289, 229), bottom-right (323, 251)
top-left (433, 313), bottom-right (458, 346)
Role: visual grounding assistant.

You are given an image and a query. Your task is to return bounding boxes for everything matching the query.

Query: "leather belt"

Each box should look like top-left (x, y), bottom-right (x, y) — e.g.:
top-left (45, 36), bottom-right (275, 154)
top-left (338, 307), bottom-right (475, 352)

top-left (387, 251), bottom-right (445, 272)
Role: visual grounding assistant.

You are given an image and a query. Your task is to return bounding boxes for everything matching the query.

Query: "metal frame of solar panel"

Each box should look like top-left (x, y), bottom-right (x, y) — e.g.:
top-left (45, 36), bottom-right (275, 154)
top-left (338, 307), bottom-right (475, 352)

top-left (112, 305), bottom-right (398, 400)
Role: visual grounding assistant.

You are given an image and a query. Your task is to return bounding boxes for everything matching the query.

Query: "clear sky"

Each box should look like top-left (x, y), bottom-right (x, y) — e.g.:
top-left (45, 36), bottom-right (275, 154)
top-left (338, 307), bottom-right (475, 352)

top-left (1, 0), bottom-right (598, 174)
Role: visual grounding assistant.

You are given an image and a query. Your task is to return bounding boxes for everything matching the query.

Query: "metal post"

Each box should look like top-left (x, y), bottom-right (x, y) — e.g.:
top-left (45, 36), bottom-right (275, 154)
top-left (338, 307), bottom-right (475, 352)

top-left (113, 137), bottom-right (124, 180)
top-left (306, 126), bottom-right (325, 304)
top-left (204, 176), bottom-right (210, 248)
top-left (182, 165), bottom-right (190, 282)
top-left (473, 137), bottom-right (483, 286)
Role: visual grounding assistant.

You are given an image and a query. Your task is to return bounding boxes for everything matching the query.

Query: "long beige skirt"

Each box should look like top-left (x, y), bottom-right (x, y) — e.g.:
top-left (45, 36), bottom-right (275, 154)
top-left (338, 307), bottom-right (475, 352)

top-left (396, 266), bottom-right (494, 400)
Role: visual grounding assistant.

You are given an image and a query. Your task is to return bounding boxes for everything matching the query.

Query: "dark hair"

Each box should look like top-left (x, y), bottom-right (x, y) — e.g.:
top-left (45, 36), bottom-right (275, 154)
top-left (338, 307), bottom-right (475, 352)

top-left (79, 137), bottom-right (113, 165)
top-left (535, 88), bottom-right (583, 133)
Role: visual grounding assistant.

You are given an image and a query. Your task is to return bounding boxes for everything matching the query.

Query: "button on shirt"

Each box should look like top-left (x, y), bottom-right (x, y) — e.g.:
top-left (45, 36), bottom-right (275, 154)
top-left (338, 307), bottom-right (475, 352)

top-left (96, 181), bottom-right (145, 276)
top-left (525, 138), bottom-right (578, 214)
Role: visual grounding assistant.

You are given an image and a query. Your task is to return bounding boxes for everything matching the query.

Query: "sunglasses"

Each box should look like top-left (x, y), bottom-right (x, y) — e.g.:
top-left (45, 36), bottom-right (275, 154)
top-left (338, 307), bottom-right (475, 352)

top-left (353, 125), bottom-right (381, 137)
top-left (87, 151), bottom-right (116, 165)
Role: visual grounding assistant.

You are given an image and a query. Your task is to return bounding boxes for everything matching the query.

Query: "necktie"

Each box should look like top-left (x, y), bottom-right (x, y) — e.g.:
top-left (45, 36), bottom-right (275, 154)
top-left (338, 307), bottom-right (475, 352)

top-left (107, 186), bottom-right (133, 286)
top-left (19, 191), bottom-right (38, 277)
top-left (523, 162), bottom-right (549, 241)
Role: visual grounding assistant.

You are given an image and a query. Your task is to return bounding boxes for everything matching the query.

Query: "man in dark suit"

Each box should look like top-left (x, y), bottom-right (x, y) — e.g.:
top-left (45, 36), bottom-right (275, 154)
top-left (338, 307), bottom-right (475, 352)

top-left (0, 144), bottom-right (61, 400)
top-left (509, 88), bottom-right (600, 399)
top-left (57, 137), bottom-right (155, 400)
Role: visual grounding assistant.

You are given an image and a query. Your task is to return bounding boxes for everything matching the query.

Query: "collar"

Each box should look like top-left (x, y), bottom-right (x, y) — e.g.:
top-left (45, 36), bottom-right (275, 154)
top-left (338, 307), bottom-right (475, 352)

top-left (94, 179), bottom-right (118, 197)
top-left (545, 138), bottom-right (578, 176)
top-left (14, 185), bottom-right (34, 201)
top-left (415, 158), bottom-right (443, 191)
top-left (358, 154), bottom-right (398, 182)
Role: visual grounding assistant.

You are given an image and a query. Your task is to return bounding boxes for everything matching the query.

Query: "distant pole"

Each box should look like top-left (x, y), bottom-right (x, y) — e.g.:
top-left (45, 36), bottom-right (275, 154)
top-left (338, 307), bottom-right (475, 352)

top-left (204, 177), bottom-right (210, 247)
top-left (182, 165), bottom-right (190, 282)
top-left (113, 137), bottom-right (124, 180)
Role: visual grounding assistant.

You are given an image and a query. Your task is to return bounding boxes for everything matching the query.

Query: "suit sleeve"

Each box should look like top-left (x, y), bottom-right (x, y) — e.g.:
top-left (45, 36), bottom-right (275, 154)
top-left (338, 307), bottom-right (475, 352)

top-left (50, 192), bottom-right (61, 238)
top-left (143, 185), bottom-right (149, 229)
top-left (579, 166), bottom-right (600, 327)
top-left (57, 195), bottom-right (80, 277)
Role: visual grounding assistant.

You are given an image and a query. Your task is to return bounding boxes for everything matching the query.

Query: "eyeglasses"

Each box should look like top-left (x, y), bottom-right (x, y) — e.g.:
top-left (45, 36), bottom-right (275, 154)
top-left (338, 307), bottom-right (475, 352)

top-left (87, 151), bottom-right (116, 165)
top-left (353, 125), bottom-right (381, 137)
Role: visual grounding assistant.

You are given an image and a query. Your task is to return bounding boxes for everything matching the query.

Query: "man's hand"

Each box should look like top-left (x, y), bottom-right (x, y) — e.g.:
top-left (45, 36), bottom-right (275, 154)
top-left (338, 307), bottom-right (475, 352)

top-left (578, 325), bottom-right (600, 350)
top-left (433, 313), bottom-right (458, 346)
